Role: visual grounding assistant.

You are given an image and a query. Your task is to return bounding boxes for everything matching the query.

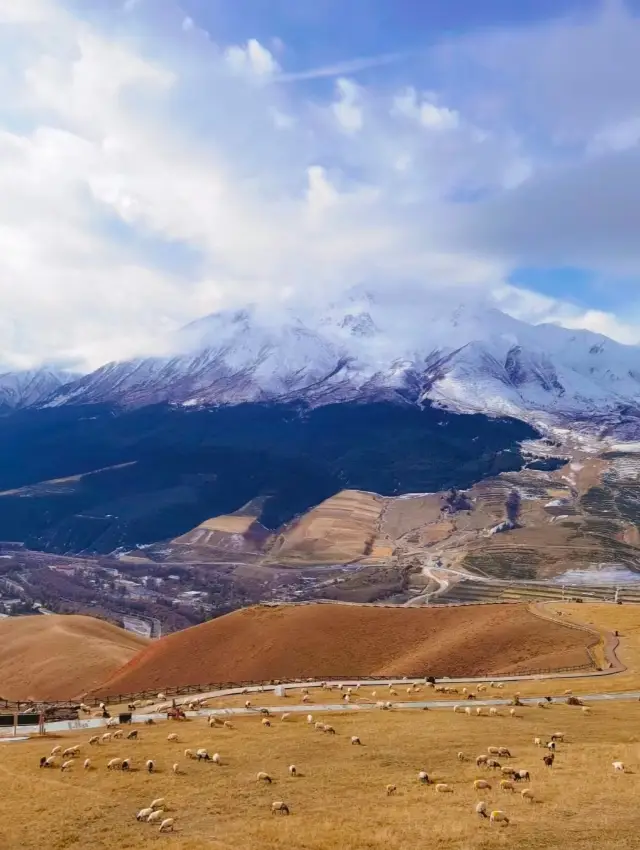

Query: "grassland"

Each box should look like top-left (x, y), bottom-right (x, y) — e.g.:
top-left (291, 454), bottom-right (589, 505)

top-left (4, 700), bottom-right (640, 850)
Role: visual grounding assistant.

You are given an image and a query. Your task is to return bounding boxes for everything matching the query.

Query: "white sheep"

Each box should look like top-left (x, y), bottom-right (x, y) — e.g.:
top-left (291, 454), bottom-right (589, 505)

top-left (172, 763), bottom-right (181, 775)
top-left (184, 748), bottom-right (196, 760)
top-left (136, 807), bottom-right (153, 821)
top-left (157, 692), bottom-right (166, 700)
top-left (223, 721), bottom-right (234, 730)
top-left (289, 764), bottom-right (297, 776)
top-left (551, 732), bottom-right (565, 741)
top-left (146, 759), bottom-right (155, 773)
top-left (302, 695), bottom-right (311, 704)
top-left (457, 752), bottom-right (466, 762)
top-left (147, 810), bottom-right (165, 824)
top-left (62, 746), bottom-right (80, 758)
top-left (462, 687), bottom-right (468, 695)
top-left (476, 755), bottom-right (489, 767)
top-left (101, 733), bottom-right (112, 743)
top-left (245, 700), bottom-right (252, 708)
top-left (488, 747), bottom-right (500, 755)
top-left (475, 707), bottom-right (483, 716)
top-left (107, 758), bottom-right (122, 770)
top-left (212, 753), bottom-right (221, 765)
top-left (88, 736), bottom-right (100, 746)
top-left (489, 708), bottom-right (498, 717)
top-left (351, 736), bottom-right (361, 745)
top-left (613, 761), bottom-right (626, 772)
top-left (435, 783), bottom-right (453, 793)
top-left (509, 709), bottom-right (517, 717)
top-left (196, 748), bottom-right (210, 761)
top-left (257, 771), bottom-right (272, 783)
top-left (167, 733), bottom-right (179, 742)
top-left (521, 788), bottom-right (534, 802)
top-left (582, 706), bottom-right (591, 715)
top-left (497, 747), bottom-right (511, 758)
top-left (500, 779), bottom-right (514, 792)
top-left (50, 746), bottom-right (62, 756)
top-left (281, 713), bottom-right (290, 722)
top-left (307, 714), bottom-right (313, 724)
top-left (537, 701), bottom-right (547, 709)
top-left (61, 760), bottom-right (74, 772)
top-left (474, 779), bottom-right (491, 790)
top-left (112, 730), bottom-right (123, 740)
top-left (533, 738), bottom-right (542, 746)
top-left (83, 759), bottom-right (91, 770)
top-left (323, 725), bottom-right (336, 735)
top-left (386, 784), bottom-right (397, 795)
top-left (465, 707), bottom-right (472, 716)
top-left (453, 705), bottom-right (461, 714)
top-left (106, 718), bottom-right (119, 728)
top-left (476, 801), bottom-right (488, 818)
top-left (490, 810), bottom-right (509, 826)
top-left (262, 718), bottom-right (271, 727)
top-left (159, 818), bottom-right (175, 832)
top-left (271, 801), bottom-right (290, 815)
top-left (418, 771), bottom-right (429, 783)
top-left (150, 798), bottom-right (166, 810)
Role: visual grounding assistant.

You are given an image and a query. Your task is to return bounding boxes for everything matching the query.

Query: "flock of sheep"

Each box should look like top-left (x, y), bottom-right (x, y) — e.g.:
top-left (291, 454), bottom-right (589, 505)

top-left (31, 678), bottom-right (632, 838)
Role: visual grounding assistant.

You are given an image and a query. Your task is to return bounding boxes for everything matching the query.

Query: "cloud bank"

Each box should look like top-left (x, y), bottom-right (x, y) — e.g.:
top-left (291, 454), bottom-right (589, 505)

top-left (0, 0), bottom-right (639, 371)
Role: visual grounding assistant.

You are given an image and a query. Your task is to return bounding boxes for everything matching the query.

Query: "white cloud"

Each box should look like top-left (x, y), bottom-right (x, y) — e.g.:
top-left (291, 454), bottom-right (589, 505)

top-left (393, 87), bottom-right (459, 130)
top-left (1, 0), bottom-right (640, 373)
top-left (332, 78), bottom-right (363, 134)
top-left (224, 38), bottom-right (280, 78)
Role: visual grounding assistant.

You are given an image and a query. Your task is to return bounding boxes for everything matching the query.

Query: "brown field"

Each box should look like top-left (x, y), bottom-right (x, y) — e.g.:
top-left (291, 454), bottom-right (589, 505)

top-left (0, 615), bottom-right (148, 702)
top-left (267, 490), bottom-right (387, 565)
top-left (4, 700), bottom-right (640, 849)
top-left (93, 603), bottom-right (594, 698)
top-left (174, 514), bottom-right (258, 539)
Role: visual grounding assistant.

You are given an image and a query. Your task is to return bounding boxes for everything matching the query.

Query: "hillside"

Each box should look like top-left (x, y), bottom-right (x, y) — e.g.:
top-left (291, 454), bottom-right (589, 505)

top-left (0, 614), bottom-right (148, 701)
top-left (94, 603), bottom-right (594, 696)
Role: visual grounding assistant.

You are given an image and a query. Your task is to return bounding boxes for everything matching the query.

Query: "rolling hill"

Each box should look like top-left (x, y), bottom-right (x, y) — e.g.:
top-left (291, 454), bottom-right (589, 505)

top-left (93, 602), bottom-right (595, 697)
top-left (0, 614), bottom-right (148, 701)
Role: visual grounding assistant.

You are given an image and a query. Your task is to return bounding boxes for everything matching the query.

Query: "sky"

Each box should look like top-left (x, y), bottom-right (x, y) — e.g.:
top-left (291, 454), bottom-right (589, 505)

top-left (2, 0), bottom-right (640, 371)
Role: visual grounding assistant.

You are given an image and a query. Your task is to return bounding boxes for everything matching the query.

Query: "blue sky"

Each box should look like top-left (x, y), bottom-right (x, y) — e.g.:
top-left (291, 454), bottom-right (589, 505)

top-left (1, 0), bottom-right (640, 370)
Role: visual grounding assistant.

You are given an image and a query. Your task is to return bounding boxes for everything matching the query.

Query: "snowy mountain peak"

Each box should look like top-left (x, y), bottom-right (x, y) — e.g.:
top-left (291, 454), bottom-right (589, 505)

top-left (0, 368), bottom-right (77, 410)
top-left (39, 296), bottom-right (640, 431)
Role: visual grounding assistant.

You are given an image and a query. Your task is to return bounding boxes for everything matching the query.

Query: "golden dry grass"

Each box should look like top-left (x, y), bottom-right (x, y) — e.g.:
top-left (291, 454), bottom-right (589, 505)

top-left (4, 701), bottom-right (640, 850)
top-left (0, 615), bottom-right (148, 702)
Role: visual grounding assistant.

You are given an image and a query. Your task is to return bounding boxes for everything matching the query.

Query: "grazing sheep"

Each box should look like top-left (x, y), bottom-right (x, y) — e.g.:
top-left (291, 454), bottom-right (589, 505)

top-left (386, 784), bottom-right (397, 795)
top-left (476, 801), bottom-right (488, 818)
top-left (61, 760), bottom-right (74, 772)
top-left (488, 747), bottom-right (500, 755)
top-left (486, 759), bottom-right (502, 770)
top-left (62, 746), bottom-right (80, 758)
top-left (208, 716), bottom-right (222, 727)
top-left (500, 779), bottom-right (514, 791)
top-left (212, 753), bottom-right (221, 765)
top-left (101, 733), bottom-right (112, 743)
top-left (288, 765), bottom-right (297, 777)
top-left (613, 761), bottom-right (625, 772)
top-left (223, 721), bottom-right (234, 730)
top-left (521, 788), bottom-right (534, 802)
top-left (474, 779), bottom-right (491, 790)
top-left (257, 771), bottom-right (272, 783)
top-left (457, 752), bottom-right (466, 762)
top-left (475, 707), bottom-right (483, 716)
top-left (465, 707), bottom-right (472, 716)
top-left (489, 708), bottom-right (498, 717)
top-left (245, 701), bottom-right (252, 709)
top-left (172, 763), bottom-right (181, 775)
top-left (501, 767), bottom-right (516, 777)
top-left (196, 748), bottom-right (211, 762)
top-left (551, 732), bottom-right (565, 742)
top-left (159, 818), bottom-right (175, 832)
top-left (307, 714), bottom-right (313, 724)
top-left (121, 759), bottom-right (131, 771)
top-left (106, 718), bottom-right (119, 728)
top-left (262, 719), bottom-right (271, 727)
top-left (126, 730), bottom-right (138, 740)
top-left (184, 749), bottom-right (196, 760)
top-left (435, 783), bottom-right (453, 793)
top-left (514, 770), bottom-right (530, 782)
top-left (112, 730), bottom-right (124, 740)
top-left (146, 759), bottom-right (155, 773)
top-left (476, 755), bottom-right (489, 767)
top-left (50, 746), bottom-right (62, 756)
top-left (314, 721), bottom-right (325, 731)
top-left (302, 695), bottom-right (311, 704)
top-left (453, 705), bottom-right (462, 714)
top-left (418, 771), bottom-right (429, 783)
top-left (543, 754), bottom-right (554, 767)
top-left (167, 733), bottom-right (179, 742)
top-left (107, 758), bottom-right (123, 770)
top-left (582, 706), bottom-right (591, 715)
top-left (136, 807), bottom-right (153, 821)
top-left (323, 725), bottom-right (336, 735)
top-left (88, 736), bottom-right (100, 746)
top-left (147, 810), bottom-right (165, 824)
top-left (547, 742), bottom-right (556, 752)
top-left (497, 747), bottom-right (511, 758)
top-left (490, 810), bottom-right (509, 826)
top-left (509, 709), bottom-right (517, 717)
top-left (83, 759), bottom-right (91, 770)
top-left (462, 687), bottom-right (468, 695)
top-left (537, 701), bottom-right (546, 709)
top-left (271, 801), bottom-right (290, 815)
top-left (533, 738), bottom-right (542, 746)
top-left (39, 757), bottom-right (48, 768)
top-left (41, 756), bottom-right (56, 768)
top-left (281, 713), bottom-right (290, 722)
top-left (150, 798), bottom-right (166, 810)
top-left (351, 736), bottom-right (361, 745)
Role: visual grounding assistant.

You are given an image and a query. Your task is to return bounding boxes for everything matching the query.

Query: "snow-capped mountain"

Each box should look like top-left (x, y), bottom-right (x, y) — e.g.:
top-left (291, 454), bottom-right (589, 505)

top-left (41, 293), bottom-right (640, 428)
top-left (0, 368), bottom-right (77, 409)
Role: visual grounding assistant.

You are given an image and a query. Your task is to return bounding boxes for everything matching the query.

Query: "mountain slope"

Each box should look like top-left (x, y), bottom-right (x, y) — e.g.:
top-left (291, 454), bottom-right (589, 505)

top-left (92, 602), bottom-right (594, 696)
top-left (0, 614), bottom-right (148, 701)
top-left (41, 296), bottom-right (640, 428)
top-left (0, 368), bottom-right (75, 410)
